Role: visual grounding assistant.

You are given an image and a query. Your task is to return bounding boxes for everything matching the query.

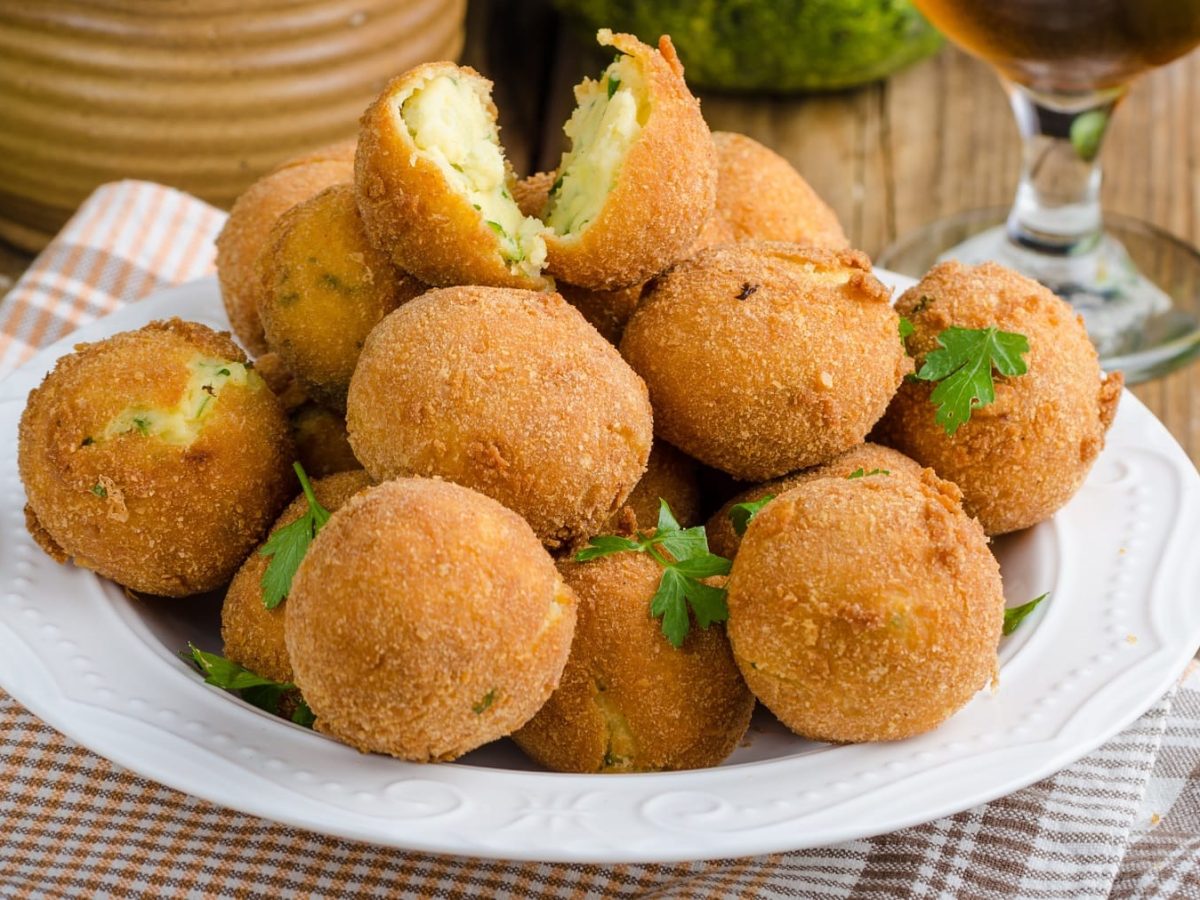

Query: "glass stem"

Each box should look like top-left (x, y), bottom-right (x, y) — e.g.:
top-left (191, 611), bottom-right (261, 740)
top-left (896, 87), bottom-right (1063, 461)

top-left (1004, 83), bottom-right (1124, 256)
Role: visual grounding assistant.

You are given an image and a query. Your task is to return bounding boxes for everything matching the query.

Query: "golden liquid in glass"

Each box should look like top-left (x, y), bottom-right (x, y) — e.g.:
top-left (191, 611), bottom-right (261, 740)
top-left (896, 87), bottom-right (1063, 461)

top-left (913, 0), bottom-right (1200, 92)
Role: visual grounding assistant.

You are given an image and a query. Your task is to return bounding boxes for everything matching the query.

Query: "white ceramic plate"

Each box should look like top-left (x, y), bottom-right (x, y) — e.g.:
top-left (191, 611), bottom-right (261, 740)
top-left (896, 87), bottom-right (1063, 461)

top-left (1, 274), bottom-right (1198, 864)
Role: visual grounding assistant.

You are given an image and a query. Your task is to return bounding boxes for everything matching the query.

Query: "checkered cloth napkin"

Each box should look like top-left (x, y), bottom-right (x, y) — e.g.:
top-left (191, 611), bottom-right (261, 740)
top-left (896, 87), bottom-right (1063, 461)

top-left (2, 181), bottom-right (1199, 899)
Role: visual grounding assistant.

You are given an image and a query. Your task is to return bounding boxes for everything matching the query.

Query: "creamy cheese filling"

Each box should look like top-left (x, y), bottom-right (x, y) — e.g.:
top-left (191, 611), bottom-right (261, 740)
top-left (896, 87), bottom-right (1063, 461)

top-left (544, 55), bottom-right (645, 238)
top-left (104, 357), bottom-right (255, 445)
top-left (399, 74), bottom-right (547, 278)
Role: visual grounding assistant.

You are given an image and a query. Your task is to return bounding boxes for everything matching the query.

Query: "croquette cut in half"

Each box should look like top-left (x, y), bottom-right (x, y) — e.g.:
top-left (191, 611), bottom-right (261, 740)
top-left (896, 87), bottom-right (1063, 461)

top-left (222, 469), bottom-right (373, 684)
top-left (285, 478), bottom-right (577, 761)
top-left (621, 243), bottom-right (912, 481)
top-left (216, 140), bottom-right (356, 355)
top-left (515, 170), bottom-right (733, 344)
top-left (513, 552), bottom-right (753, 773)
top-left (257, 183), bottom-right (426, 411)
top-left (355, 61), bottom-right (550, 290)
top-left (706, 442), bottom-right (925, 560)
top-left (712, 131), bottom-right (848, 250)
top-left (727, 468), bottom-right (1005, 743)
top-left (18, 319), bottom-right (294, 596)
top-left (537, 30), bottom-right (718, 290)
top-left (874, 261), bottom-right (1123, 535)
top-left (346, 285), bottom-right (653, 548)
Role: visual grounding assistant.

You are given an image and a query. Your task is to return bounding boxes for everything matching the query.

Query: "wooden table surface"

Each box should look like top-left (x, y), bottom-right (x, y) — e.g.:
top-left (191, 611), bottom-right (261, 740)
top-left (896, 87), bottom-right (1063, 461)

top-left (3, 1), bottom-right (1198, 467)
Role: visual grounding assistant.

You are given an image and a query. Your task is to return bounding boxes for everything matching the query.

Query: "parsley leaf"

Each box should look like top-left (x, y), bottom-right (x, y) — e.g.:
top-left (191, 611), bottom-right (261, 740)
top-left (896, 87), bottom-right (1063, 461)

top-left (914, 326), bottom-right (1030, 435)
top-left (472, 689), bottom-right (496, 715)
top-left (729, 494), bottom-right (775, 537)
top-left (847, 468), bottom-right (889, 479)
top-left (575, 498), bottom-right (731, 647)
top-left (90, 483), bottom-right (107, 498)
top-left (181, 643), bottom-right (314, 726)
top-left (898, 316), bottom-right (915, 342)
top-left (1003, 593), bottom-right (1048, 636)
top-left (607, 74), bottom-right (621, 99)
top-left (259, 462), bottom-right (330, 610)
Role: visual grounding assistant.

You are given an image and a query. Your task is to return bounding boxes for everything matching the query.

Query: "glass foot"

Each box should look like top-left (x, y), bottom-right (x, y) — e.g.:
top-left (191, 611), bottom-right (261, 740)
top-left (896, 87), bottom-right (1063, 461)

top-left (876, 209), bottom-right (1200, 383)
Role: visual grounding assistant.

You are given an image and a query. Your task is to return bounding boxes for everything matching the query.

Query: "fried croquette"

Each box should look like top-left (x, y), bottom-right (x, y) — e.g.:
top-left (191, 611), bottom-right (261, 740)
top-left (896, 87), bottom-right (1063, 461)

top-left (257, 184), bottom-right (426, 411)
top-left (285, 478), bottom-right (577, 761)
top-left (712, 132), bottom-right (848, 249)
top-left (355, 62), bottom-right (549, 290)
top-left (516, 170), bottom-right (732, 343)
top-left (215, 145), bottom-right (355, 354)
top-left (621, 243), bottom-right (912, 481)
top-left (346, 286), bottom-right (653, 548)
top-left (727, 469), bottom-right (1004, 743)
top-left (874, 261), bottom-right (1123, 535)
top-left (18, 319), bottom-right (294, 596)
top-left (221, 470), bottom-right (373, 683)
top-left (290, 402), bottom-right (361, 478)
top-left (540, 30), bottom-right (718, 290)
top-left (604, 440), bottom-right (702, 534)
top-left (513, 553), bottom-right (753, 772)
top-left (707, 443), bottom-right (924, 560)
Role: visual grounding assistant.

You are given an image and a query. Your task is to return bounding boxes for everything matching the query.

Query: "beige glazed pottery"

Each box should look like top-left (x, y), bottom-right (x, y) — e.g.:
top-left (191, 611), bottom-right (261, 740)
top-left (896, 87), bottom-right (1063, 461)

top-left (0, 0), bottom-right (466, 251)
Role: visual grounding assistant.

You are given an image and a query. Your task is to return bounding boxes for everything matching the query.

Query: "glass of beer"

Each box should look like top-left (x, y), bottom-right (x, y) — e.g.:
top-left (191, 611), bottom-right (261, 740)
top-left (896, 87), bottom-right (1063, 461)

top-left (877, 0), bottom-right (1200, 381)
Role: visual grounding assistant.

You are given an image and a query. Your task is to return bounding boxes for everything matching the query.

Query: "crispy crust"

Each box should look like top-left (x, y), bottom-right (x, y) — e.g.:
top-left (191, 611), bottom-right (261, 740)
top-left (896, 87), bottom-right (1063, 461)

top-left (873, 261), bottom-right (1123, 535)
top-left (706, 443), bottom-right (926, 560)
top-left (285, 478), bottom-right (577, 761)
top-left (727, 470), bottom-right (1004, 742)
top-left (517, 172), bottom-right (731, 344)
top-left (601, 440), bottom-right (702, 535)
top-left (542, 32), bottom-right (718, 290)
top-left (257, 184), bottom-right (426, 411)
top-left (621, 242), bottom-right (912, 480)
top-left (513, 552), bottom-right (753, 772)
top-left (712, 132), bottom-right (848, 249)
top-left (18, 319), bottom-right (294, 596)
top-left (354, 62), bottom-right (549, 290)
top-left (346, 286), bottom-right (653, 548)
top-left (221, 470), bottom-right (373, 684)
top-left (216, 155), bottom-right (354, 355)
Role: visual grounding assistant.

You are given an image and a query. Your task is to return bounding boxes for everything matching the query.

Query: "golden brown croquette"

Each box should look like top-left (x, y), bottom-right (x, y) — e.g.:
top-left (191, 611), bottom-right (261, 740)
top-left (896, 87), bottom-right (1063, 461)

top-left (603, 440), bottom-right (702, 534)
top-left (289, 403), bottom-right (361, 478)
top-left (252, 352), bottom-right (309, 412)
top-left (215, 148), bottom-right (355, 355)
top-left (874, 261), bottom-right (1123, 535)
top-left (18, 319), bottom-right (294, 596)
top-left (221, 470), bottom-right (373, 684)
top-left (727, 469), bottom-right (1004, 743)
top-left (355, 62), bottom-right (550, 290)
top-left (621, 243), bottom-right (912, 481)
top-left (516, 170), bottom-right (732, 344)
top-left (513, 552), bottom-right (753, 772)
top-left (712, 131), bottom-right (848, 249)
top-left (706, 443), bottom-right (925, 560)
top-left (346, 286), bottom-right (653, 548)
top-left (540, 30), bottom-right (718, 290)
top-left (257, 184), bottom-right (426, 411)
top-left (285, 478), bottom-right (577, 761)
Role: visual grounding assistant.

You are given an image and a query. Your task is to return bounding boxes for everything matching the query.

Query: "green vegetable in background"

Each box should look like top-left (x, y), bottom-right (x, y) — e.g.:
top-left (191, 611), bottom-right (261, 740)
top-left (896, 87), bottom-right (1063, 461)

top-left (553, 0), bottom-right (943, 93)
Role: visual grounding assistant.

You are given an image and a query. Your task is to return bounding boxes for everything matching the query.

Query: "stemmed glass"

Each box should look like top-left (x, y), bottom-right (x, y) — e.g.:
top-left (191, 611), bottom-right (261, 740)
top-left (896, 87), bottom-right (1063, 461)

top-left (877, 0), bottom-right (1200, 382)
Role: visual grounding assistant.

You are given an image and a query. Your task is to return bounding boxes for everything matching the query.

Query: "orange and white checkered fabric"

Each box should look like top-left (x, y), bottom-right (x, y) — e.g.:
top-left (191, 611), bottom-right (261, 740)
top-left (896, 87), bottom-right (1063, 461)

top-left (1, 182), bottom-right (1198, 899)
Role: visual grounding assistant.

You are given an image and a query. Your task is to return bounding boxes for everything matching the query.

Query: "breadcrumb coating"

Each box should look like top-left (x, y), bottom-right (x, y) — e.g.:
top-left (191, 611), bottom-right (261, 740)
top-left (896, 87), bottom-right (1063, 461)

top-left (621, 242), bottom-right (911, 480)
top-left (874, 261), bottom-right (1123, 535)
top-left (19, 319), bottom-right (294, 596)
top-left (513, 552), bottom-right (753, 772)
top-left (286, 478), bottom-right (576, 761)
top-left (727, 468), bottom-right (1004, 742)
top-left (346, 285), bottom-right (653, 548)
